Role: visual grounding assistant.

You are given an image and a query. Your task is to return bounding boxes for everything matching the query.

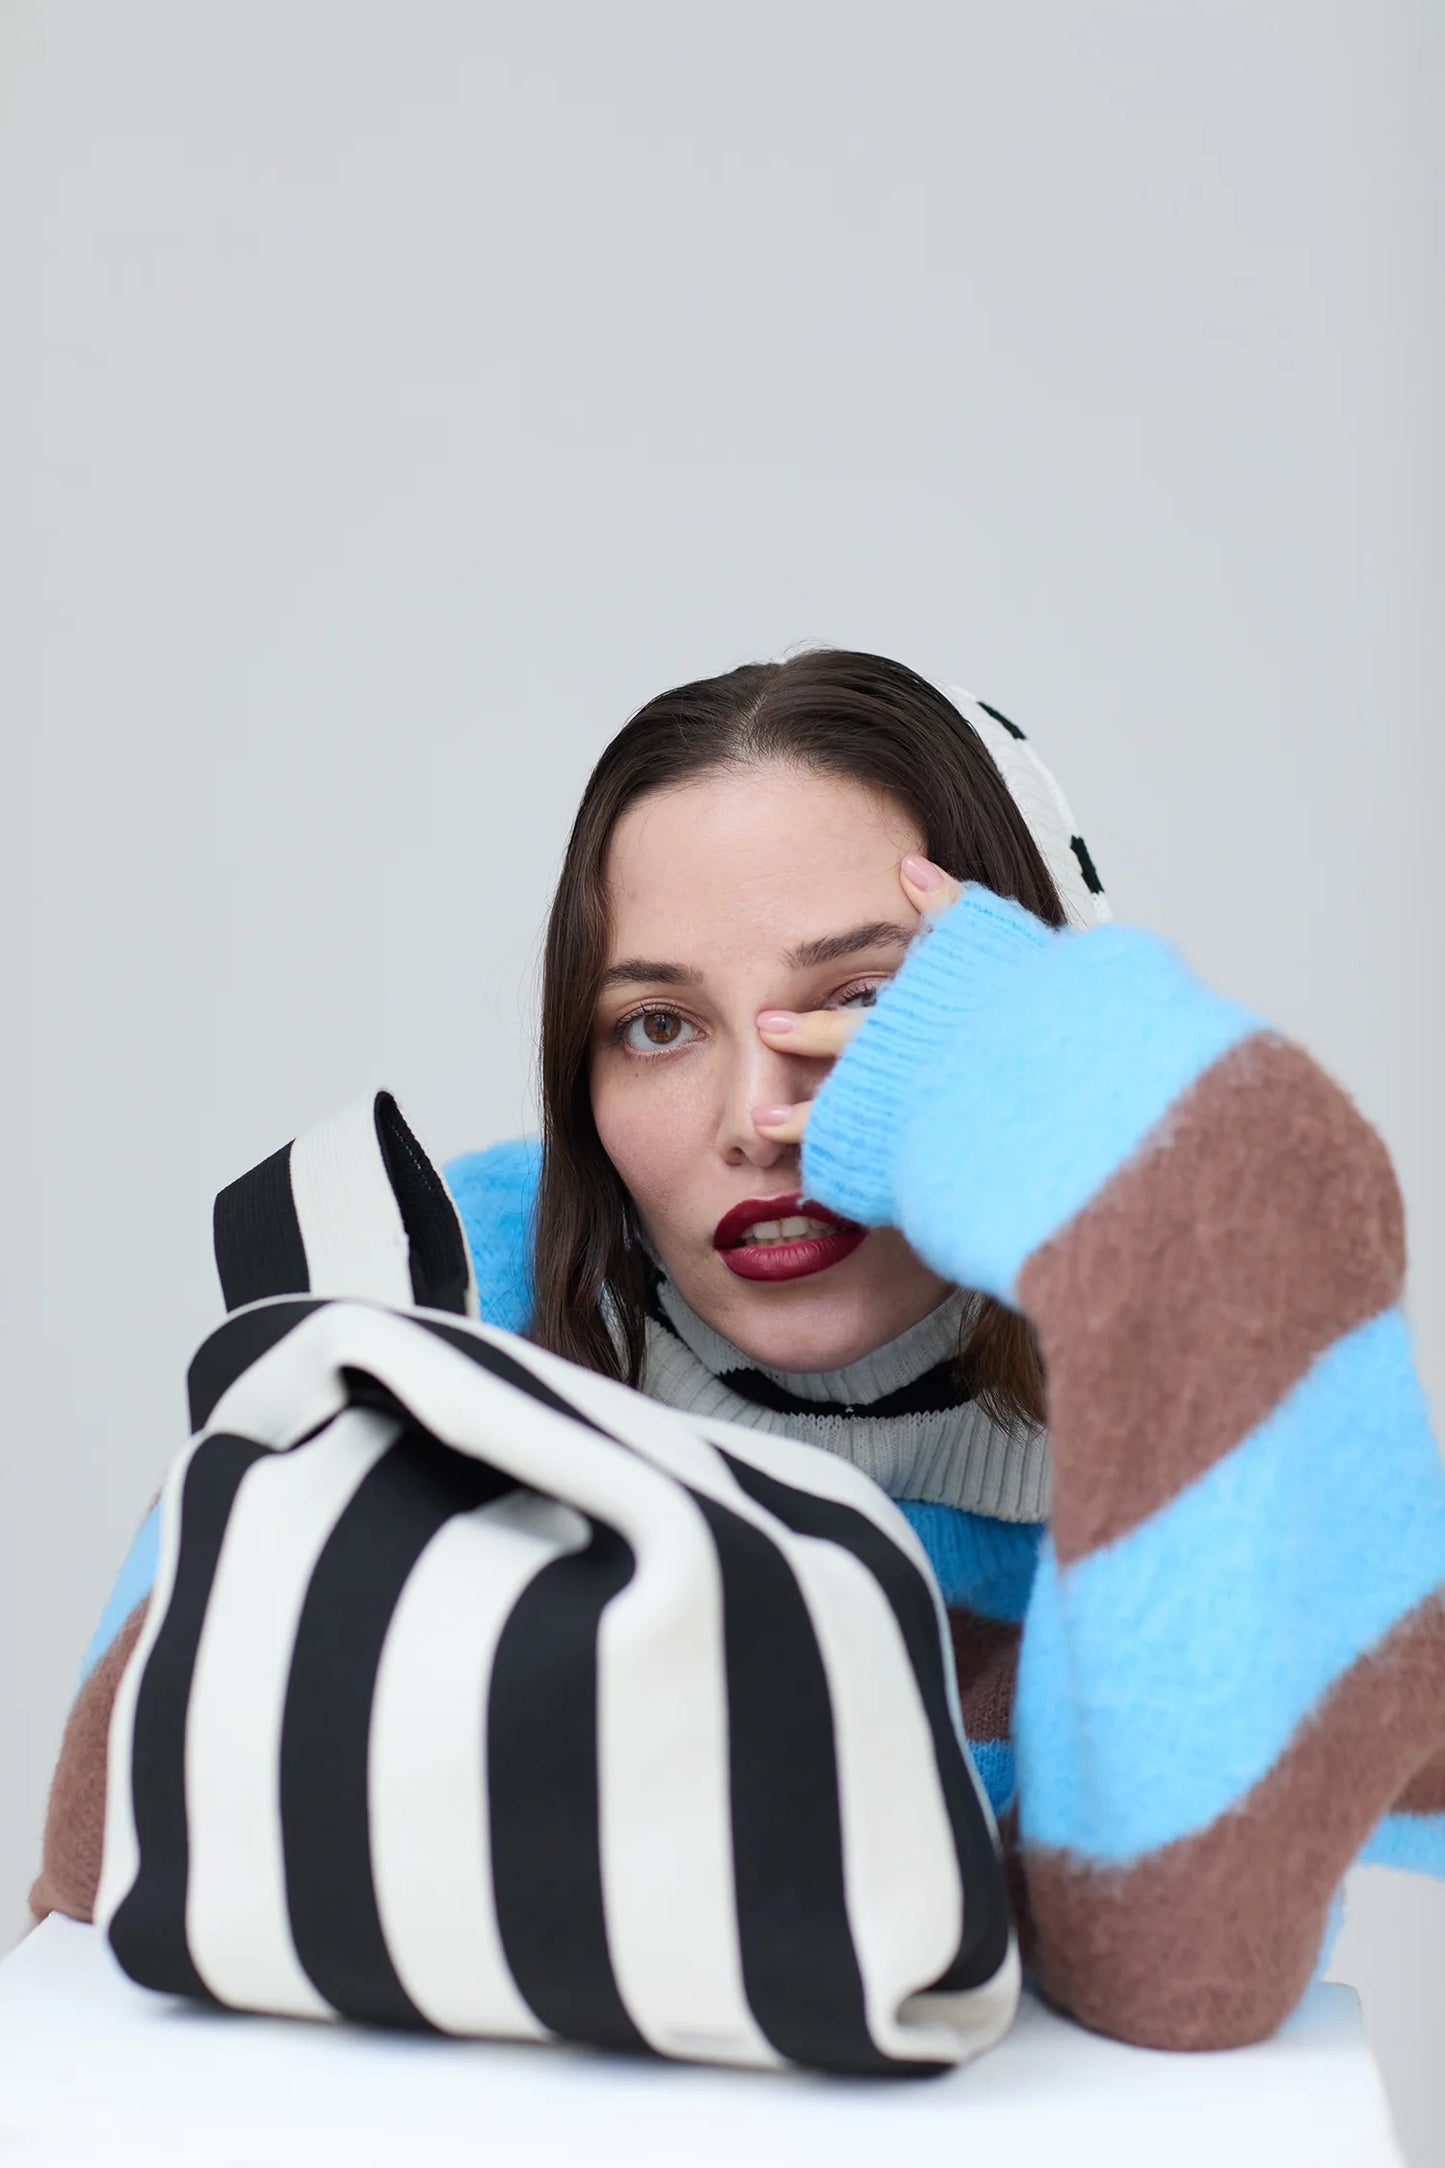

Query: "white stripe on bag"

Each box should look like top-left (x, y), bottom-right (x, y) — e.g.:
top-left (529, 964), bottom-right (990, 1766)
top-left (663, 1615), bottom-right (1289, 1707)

top-left (288, 1098), bottom-right (414, 1306)
top-left (367, 1491), bottom-right (585, 2039)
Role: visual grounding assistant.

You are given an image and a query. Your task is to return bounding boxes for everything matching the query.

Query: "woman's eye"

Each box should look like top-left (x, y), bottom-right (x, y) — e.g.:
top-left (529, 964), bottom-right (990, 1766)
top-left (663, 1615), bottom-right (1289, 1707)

top-left (619, 1008), bottom-right (697, 1055)
top-left (613, 986), bottom-right (879, 1052)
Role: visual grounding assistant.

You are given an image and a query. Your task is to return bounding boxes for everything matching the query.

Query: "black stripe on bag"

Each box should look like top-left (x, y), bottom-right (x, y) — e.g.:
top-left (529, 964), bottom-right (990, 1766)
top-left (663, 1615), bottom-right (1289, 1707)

top-left (688, 1492), bottom-right (924, 2076)
top-left (108, 1433), bottom-right (270, 2000)
top-left (213, 1145), bottom-right (310, 1312)
top-left (405, 1316), bottom-right (658, 2052)
top-left (416, 1317), bottom-right (626, 1437)
top-left (186, 1298), bottom-right (327, 1433)
top-left (373, 1093), bottom-right (473, 1316)
top-left (718, 1452), bottom-right (1011, 1994)
top-left (278, 1430), bottom-right (516, 2028)
top-left (488, 1524), bottom-right (650, 2055)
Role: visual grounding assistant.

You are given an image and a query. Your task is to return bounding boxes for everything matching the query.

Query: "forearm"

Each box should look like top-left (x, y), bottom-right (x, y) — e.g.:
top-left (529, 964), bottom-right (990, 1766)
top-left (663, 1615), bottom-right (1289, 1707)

top-left (804, 887), bottom-right (1445, 2045)
top-left (31, 1502), bottom-right (161, 1927)
top-left (31, 1596), bottom-right (150, 1927)
top-left (1011, 1029), bottom-right (1445, 2043)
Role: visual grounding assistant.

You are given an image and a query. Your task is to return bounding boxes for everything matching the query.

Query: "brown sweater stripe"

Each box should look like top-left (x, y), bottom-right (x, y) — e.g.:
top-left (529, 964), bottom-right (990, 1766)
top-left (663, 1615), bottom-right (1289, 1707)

top-left (947, 1608), bottom-right (1022, 1746)
top-left (1396, 1745), bottom-right (1445, 1816)
top-left (1018, 1032), bottom-right (1405, 1568)
top-left (29, 1598), bottom-right (149, 1929)
top-left (1016, 1592), bottom-right (1445, 2050)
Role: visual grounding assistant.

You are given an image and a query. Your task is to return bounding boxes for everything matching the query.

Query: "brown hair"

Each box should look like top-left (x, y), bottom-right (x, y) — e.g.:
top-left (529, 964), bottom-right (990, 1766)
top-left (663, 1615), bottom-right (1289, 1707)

top-left (531, 648), bottom-right (1066, 1431)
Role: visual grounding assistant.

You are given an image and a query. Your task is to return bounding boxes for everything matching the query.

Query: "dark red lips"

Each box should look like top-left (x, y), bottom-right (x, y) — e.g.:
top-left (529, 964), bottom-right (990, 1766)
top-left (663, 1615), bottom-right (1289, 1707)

top-left (712, 1192), bottom-right (867, 1283)
top-left (714, 1192), bottom-right (857, 1247)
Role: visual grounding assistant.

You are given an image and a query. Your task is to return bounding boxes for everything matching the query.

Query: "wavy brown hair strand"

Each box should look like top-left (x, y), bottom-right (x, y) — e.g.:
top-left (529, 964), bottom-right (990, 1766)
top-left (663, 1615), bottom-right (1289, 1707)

top-left (531, 649), bottom-right (1067, 1432)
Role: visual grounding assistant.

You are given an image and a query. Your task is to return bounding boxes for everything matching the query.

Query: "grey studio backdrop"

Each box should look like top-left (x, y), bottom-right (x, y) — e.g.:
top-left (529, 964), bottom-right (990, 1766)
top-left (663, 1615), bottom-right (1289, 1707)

top-left (4, 3), bottom-right (1443, 2159)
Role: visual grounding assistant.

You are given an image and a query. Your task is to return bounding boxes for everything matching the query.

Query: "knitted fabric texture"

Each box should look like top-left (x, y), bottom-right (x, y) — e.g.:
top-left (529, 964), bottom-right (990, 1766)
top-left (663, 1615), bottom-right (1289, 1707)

top-left (798, 883), bottom-right (1445, 2047)
top-left (640, 1274), bottom-right (1051, 1523)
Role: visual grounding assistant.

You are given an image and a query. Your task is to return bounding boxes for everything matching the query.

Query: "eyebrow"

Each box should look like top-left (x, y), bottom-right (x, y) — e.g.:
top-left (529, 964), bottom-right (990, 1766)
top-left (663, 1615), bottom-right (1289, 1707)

top-left (598, 919), bottom-right (915, 991)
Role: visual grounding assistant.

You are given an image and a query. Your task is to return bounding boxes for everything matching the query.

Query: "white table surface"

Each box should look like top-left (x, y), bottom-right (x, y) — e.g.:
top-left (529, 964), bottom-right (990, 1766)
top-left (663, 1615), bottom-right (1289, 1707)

top-left (0, 1916), bottom-right (1405, 2168)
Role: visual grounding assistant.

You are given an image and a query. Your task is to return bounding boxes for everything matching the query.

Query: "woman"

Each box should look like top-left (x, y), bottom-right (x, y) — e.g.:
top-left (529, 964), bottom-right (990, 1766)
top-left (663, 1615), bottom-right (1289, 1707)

top-left (37, 649), bottom-right (1445, 2051)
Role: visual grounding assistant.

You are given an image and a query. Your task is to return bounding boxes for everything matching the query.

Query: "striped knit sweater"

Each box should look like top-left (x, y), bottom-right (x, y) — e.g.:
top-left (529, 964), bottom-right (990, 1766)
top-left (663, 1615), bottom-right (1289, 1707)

top-left (797, 882), bottom-right (1445, 2046)
top-left (33, 887), bottom-right (1445, 2053)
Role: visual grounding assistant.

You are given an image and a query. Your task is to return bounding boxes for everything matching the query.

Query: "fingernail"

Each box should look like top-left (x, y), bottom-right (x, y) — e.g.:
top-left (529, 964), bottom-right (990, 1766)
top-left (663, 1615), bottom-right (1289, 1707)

top-left (756, 1009), bottom-right (796, 1033)
top-left (751, 1104), bottom-right (793, 1128)
top-left (902, 853), bottom-right (943, 891)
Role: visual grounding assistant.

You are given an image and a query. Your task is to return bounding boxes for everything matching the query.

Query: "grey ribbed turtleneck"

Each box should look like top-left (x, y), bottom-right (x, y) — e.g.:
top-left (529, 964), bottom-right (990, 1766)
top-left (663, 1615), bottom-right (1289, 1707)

top-left (641, 1275), bottom-right (1051, 1524)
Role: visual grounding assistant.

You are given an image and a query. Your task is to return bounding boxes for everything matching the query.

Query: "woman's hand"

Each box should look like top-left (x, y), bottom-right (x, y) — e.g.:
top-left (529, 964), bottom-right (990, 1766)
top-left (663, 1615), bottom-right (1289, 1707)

top-left (751, 853), bottom-right (963, 1142)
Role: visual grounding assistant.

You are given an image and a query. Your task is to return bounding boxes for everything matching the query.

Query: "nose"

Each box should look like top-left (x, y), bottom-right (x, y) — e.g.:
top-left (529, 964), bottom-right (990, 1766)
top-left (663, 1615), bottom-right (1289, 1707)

top-left (715, 1022), bottom-right (819, 1170)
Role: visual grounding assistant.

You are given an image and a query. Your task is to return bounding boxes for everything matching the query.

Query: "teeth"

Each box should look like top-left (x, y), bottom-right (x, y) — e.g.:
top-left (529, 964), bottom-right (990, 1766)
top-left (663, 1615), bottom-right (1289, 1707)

top-left (739, 1216), bottom-right (837, 1246)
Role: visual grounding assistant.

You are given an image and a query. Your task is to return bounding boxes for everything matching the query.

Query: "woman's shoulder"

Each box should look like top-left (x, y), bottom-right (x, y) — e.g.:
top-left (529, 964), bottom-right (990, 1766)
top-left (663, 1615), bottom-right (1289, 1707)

top-left (442, 1136), bottom-right (541, 1334)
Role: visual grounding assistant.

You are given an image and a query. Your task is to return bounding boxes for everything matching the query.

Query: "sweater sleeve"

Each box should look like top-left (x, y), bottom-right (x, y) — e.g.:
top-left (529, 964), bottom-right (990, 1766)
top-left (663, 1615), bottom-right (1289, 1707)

top-left (802, 885), bottom-right (1445, 2049)
top-left (29, 1507), bottom-right (158, 1926)
top-left (440, 1136), bottom-right (541, 1336)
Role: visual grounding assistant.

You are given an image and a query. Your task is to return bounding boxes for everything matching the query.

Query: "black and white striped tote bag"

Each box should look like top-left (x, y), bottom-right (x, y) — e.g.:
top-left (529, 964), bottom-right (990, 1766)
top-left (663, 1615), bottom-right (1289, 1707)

top-left (97, 1092), bottom-right (1019, 2076)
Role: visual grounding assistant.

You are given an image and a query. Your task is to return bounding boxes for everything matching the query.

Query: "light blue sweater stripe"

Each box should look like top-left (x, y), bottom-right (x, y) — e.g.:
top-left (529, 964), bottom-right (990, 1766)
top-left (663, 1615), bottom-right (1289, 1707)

top-left (1015, 1307), bottom-right (1445, 1861)
top-left (79, 1504), bottom-right (159, 1686)
top-left (1313, 1887), bottom-right (1348, 1980)
top-left (895, 1501), bottom-right (1042, 1621)
top-left (895, 934), bottom-right (1257, 1301)
top-left (1361, 1811), bottom-right (1445, 1876)
top-left (442, 1137), bottom-right (540, 1333)
top-left (804, 890), bottom-right (1260, 1301)
top-left (966, 1736), bottom-right (1017, 1817)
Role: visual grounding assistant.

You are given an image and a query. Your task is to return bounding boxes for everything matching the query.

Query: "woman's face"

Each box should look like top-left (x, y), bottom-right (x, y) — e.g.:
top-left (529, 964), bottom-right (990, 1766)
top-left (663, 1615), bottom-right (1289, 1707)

top-left (590, 762), bottom-right (953, 1371)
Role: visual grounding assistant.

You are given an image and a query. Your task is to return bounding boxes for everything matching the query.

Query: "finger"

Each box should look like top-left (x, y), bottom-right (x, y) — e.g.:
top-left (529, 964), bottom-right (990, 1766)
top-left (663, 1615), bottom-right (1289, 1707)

top-left (755, 1007), bottom-right (865, 1058)
top-left (751, 1101), bottom-right (809, 1144)
top-left (900, 853), bottom-right (964, 920)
